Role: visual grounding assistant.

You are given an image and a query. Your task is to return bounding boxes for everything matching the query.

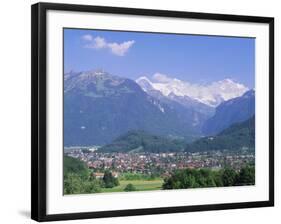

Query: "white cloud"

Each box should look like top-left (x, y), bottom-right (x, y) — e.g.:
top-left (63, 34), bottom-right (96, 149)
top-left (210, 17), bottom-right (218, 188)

top-left (82, 34), bottom-right (93, 41)
top-left (82, 34), bottom-right (135, 56)
top-left (107, 40), bottom-right (135, 56)
top-left (91, 36), bottom-right (107, 49)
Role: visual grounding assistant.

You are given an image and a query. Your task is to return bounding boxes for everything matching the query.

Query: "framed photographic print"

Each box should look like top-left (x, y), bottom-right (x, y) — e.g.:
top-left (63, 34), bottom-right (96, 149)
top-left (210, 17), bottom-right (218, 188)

top-left (31, 2), bottom-right (274, 222)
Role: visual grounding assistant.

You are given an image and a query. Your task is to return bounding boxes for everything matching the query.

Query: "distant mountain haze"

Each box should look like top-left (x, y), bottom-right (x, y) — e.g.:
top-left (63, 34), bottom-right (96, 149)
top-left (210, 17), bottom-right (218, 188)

top-left (202, 89), bottom-right (255, 135)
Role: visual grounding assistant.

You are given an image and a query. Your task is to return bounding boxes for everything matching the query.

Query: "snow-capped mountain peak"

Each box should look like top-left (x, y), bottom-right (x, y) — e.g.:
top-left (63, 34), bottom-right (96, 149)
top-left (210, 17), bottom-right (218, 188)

top-left (136, 73), bottom-right (249, 107)
top-left (135, 76), bottom-right (154, 92)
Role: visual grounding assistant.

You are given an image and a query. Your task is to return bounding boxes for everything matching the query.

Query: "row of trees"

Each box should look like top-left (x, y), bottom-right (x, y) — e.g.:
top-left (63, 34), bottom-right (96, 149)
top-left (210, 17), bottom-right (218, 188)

top-left (163, 166), bottom-right (255, 189)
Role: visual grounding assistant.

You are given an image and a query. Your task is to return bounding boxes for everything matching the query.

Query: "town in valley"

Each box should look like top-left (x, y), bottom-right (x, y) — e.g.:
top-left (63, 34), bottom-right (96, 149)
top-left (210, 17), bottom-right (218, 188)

top-left (65, 147), bottom-right (254, 179)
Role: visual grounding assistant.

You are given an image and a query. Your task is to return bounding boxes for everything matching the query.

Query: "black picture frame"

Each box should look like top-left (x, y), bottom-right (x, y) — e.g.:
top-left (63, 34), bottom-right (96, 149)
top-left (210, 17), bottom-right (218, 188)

top-left (31, 2), bottom-right (274, 222)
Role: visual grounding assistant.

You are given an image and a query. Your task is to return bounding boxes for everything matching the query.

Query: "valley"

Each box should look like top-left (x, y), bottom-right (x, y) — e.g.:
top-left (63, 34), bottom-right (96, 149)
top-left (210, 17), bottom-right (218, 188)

top-left (63, 69), bottom-right (256, 194)
top-left (64, 149), bottom-right (255, 194)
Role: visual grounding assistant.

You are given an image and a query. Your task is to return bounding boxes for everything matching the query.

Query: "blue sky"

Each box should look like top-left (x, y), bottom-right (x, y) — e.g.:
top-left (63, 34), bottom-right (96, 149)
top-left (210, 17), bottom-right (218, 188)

top-left (64, 28), bottom-right (255, 88)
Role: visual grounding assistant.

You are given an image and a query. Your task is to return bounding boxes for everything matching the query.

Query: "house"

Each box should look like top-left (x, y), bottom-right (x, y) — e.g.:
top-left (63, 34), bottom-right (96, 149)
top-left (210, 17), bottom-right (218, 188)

top-left (92, 172), bottom-right (119, 179)
top-left (92, 172), bottom-right (104, 179)
top-left (112, 172), bottom-right (119, 178)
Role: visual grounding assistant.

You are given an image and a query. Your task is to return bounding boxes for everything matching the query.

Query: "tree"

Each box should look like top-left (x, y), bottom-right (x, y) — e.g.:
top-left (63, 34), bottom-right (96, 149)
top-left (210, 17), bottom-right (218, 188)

top-left (64, 155), bottom-right (88, 179)
top-left (64, 173), bottom-right (83, 194)
top-left (64, 173), bottom-right (102, 194)
top-left (63, 156), bottom-right (102, 194)
top-left (162, 166), bottom-right (254, 190)
top-left (124, 183), bottom-right (136, 192)
top-left (83, 179), bottom-right (102, 193)
top-left (236, 166), bottom-right (255, 185)
top-left (213, 170), bottom-right (224, 187)
top-left (163, 168), bottom-right (218, 190)
top-left (103, 170), bottom-right (119, 188)
top-left (222, 167), bottom-right (237, 186)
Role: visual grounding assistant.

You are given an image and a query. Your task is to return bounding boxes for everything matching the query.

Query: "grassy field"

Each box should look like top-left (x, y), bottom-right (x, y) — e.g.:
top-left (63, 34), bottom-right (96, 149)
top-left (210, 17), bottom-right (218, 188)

top-left (100, 179), bottom-right (164, 193)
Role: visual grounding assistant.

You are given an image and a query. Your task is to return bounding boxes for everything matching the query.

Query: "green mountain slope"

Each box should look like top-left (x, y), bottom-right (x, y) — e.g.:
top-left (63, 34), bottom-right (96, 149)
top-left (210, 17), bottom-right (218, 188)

top-left (99, 130), bottom-right (186, 153)
top-left (185, 116), bottom-right (255, 152)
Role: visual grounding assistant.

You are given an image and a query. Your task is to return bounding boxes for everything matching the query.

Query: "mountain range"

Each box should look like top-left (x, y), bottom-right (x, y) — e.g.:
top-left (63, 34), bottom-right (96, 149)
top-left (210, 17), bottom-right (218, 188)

top-left (99, 116), bottom-right (255, 153)
top-left (136, 73), bottom-right (248, 107)
top-left (64, 69), bottom-right (255, 147)
top-left (65, 70), bottom-right (205, 146)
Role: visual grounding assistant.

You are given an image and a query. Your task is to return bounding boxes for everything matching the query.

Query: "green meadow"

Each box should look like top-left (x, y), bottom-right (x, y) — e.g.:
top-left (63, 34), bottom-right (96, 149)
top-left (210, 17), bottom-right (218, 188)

top-left (100, 179), bottom-right (164, 193)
